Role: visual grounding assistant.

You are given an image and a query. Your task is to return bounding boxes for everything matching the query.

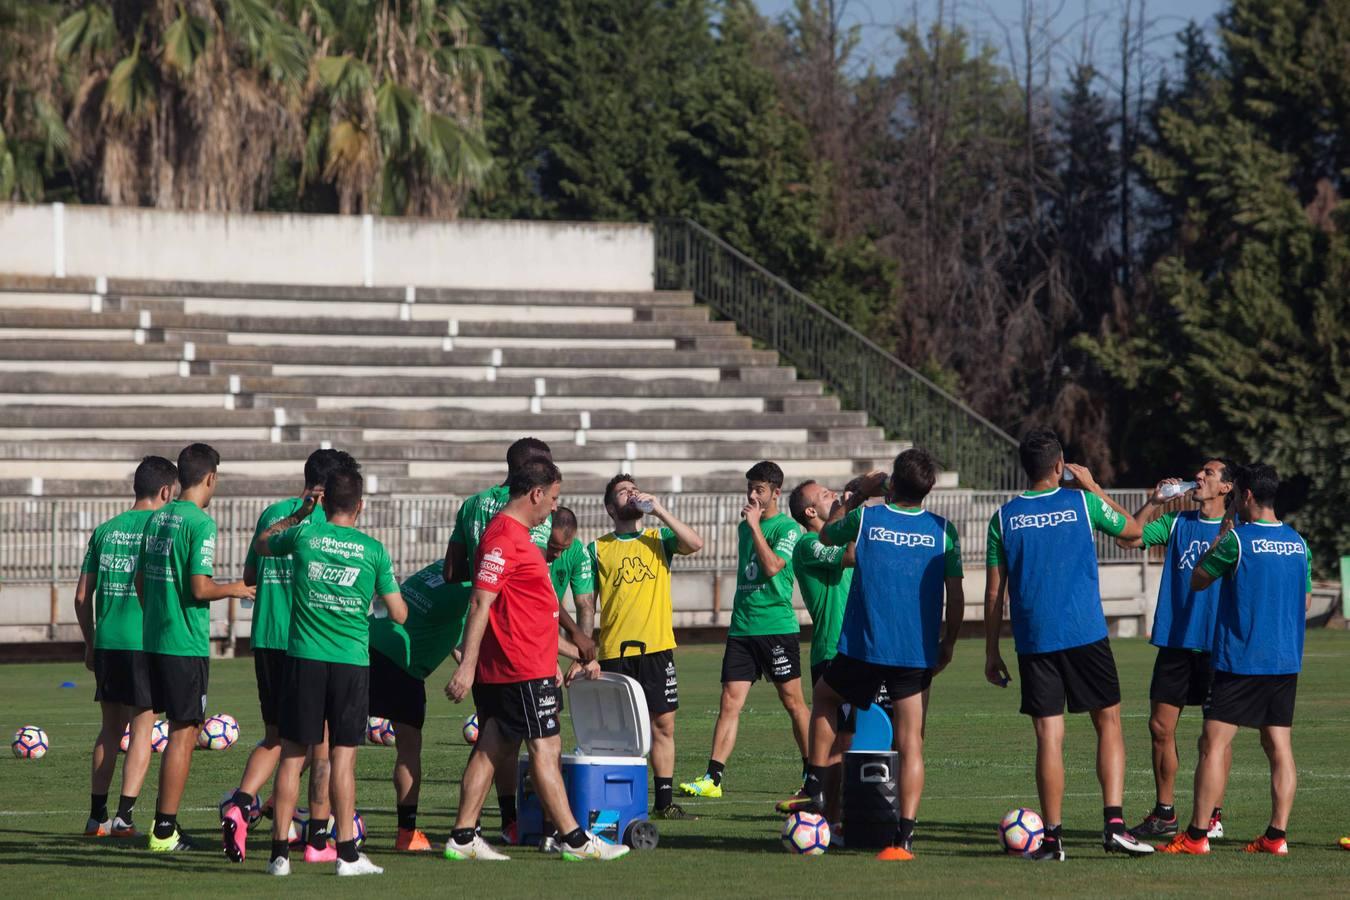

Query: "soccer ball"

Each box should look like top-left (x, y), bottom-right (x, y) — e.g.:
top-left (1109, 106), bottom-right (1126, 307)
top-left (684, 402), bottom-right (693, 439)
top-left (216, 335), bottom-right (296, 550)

top-left (999, 807), bottom-right (1045, 855)
top-left (198, 714), bottom-right (240, 750)
top-left (290, 807), bottom-right (309, 846)
top-left (119, 725), bottom-right (130, 753)
top-left (366, 717), bottom-right (396, 746)
top-left (218, 789), bottom-right (263, 828)
top-left (11, 725), bottom-right (48, 759)
top-left (463, 713), bottom-right (479, 744)
top-left (150, 719), bottom-right (170, 753)
top-left (781, 811), bottom-right (830, 855)
top-left (323, 811), bottom-right (367, 847)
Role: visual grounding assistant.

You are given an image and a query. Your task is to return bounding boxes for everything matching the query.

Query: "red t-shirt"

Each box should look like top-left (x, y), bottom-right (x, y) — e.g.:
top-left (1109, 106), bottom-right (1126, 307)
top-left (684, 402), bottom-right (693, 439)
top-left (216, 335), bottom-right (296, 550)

top-left (473, 513), bottom-right (559, 684)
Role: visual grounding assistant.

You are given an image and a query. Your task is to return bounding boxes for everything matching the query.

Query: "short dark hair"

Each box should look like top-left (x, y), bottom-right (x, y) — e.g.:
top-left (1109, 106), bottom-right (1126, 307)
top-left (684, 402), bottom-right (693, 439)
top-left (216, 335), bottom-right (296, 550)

top-left (304, 448), bottom-right (357, 490)
top-left (177, 443), bottom-right (220, 488)
top-left (891, 449), bottom-right (938, 504)
top-left (745, 460), bottom-right (784, 489)
top-left (843, 475), bottom-right (863, 497)
top-left (604, 473), bottom-right (636, 510)
top-left (1206, 457), bottom-right (1238, 484)
top-left (1235, 462), bottom-right (1279, 507)
top-left (133, 456), bottom-right (178, 500)
top-left (506, 437), bottom-right (552, 474)
top-left (323, 468), bottom-right (364, 515)
top-left (787, 480), bottom-right (819, 527)
top-left (1018, 428), bottom-right (1062, 481)
top-left (508, 459), bottom-right (562, 497)
top-left (554, 506), bottom-right (578, 531)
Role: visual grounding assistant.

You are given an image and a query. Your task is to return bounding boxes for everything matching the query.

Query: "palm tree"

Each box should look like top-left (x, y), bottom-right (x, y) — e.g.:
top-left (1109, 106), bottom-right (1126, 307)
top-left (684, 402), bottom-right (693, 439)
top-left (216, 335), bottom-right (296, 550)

top-left (0, 0), bottom-right (70, 200)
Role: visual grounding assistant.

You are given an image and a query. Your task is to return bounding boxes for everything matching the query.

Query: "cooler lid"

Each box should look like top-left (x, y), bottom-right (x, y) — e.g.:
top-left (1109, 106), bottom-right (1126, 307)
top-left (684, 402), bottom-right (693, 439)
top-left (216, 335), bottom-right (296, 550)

top-left (567, 673), bottom-right (651, 758)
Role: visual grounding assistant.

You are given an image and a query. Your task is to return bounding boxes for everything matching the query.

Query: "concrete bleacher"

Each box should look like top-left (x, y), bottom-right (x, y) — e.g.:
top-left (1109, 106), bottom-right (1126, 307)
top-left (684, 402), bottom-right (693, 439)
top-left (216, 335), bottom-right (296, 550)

top-left (0, 276), bottom-right (917, 497)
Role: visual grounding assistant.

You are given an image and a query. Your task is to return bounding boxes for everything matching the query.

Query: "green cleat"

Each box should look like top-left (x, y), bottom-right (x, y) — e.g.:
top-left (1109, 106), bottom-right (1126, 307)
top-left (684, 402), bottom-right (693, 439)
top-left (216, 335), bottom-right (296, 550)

top-left (678, 774), bottom-right (723, 799)
top-left (148, 829), bottom-right (196, 852)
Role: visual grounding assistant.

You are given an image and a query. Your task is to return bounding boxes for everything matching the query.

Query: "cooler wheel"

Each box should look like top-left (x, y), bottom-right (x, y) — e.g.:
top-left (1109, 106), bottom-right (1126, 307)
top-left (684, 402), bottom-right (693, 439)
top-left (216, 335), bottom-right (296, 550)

top-left (624, 819), bottom-right (659, 850)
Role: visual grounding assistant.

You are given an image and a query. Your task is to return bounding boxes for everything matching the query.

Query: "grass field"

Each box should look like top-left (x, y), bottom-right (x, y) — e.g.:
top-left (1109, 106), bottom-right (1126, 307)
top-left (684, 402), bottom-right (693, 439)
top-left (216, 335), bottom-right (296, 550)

top-left (4, 633), bottom-right (1350, 896)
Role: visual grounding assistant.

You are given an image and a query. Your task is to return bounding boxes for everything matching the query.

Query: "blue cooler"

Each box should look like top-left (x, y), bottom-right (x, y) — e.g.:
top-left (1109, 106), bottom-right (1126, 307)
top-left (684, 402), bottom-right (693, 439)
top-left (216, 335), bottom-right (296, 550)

top-left (516, 673), bottom-right (659, 849)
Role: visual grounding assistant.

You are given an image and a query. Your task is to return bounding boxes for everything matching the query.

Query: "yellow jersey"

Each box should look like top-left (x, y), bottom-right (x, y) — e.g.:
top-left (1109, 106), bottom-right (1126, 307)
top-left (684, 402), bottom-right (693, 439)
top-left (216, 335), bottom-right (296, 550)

top-left (589, 527), bottom-right (679, 660)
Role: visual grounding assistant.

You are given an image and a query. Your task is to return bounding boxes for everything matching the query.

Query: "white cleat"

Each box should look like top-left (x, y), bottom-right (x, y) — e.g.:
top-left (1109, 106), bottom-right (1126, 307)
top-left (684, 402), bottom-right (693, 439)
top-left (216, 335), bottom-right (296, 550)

top-left (443, 834), bottom-right (511, 861)
top-left (267, 857), bottom-right (291, 876)
top-left (560, 832), bottom-right (631, 861)
top-left (1104, 829), bottom-right (1155, 855)
top-left (336, 852), bottom-right (384, 876)
top-left (1207, 818), bottom-right (1225, 840)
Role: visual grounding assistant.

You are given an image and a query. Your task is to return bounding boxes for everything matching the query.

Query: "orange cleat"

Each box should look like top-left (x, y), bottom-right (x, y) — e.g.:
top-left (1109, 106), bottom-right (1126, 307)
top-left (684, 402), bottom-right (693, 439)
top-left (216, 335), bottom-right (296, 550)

top-left (394, 827), bottom-right (433, 852)
top-left (1338, 836), bottom-right (1350, 851)
top-left (1244, 835), bottom-right (1288, 855)
top-left (876, 845), bottom-right (915, 861)
top-left (1158, 833), bottom-right (1210, 854)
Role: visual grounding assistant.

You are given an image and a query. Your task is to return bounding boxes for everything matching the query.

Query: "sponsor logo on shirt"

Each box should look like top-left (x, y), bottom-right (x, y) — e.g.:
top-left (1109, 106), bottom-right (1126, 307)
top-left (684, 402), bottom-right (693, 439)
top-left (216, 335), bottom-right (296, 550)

top-left (1251, 539), bottom-right (1305, 556)
top-left (1177, 539), bottom-right (1210, 571)
top-left (200, 537), bottom-right (215, 567)
top-left (306, 561), bottom-right (361, 587)
top-left (867, 526), bottom-right (937, 548)
top-left (478, 547), bottom-right (506, 583)
top-left (616, 556), bottom-right (656, 585)
top-left (308, 535), bottom-right (367, 558)
top-left (100, 554), bottom-right (136, 574)
top-left (1098, 498), bottom-right (1122, 524)
top-left (743, 559), bottom-right (759, 583)
top-left (144, 535), bottom-right (173, 556)
top-left (1008, 509), bottom-right (1079, 531)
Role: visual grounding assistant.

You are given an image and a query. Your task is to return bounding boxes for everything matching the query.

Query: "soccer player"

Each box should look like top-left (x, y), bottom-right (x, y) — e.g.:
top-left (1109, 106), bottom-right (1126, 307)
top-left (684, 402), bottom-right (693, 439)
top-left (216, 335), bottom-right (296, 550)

top-left (680, 461), bottom-right (807, 799)
top-left (443, 459), bottom-right (626, 862)
top-left (75, 455), bottom-right (178, 838)
top-left (1116, 459), bottom-right (1237, 840)
top-left (777, 477), bottom-right (856, 824)
top-left (368, 562), bottom-right (472, 852)
top-left (801, 450), bottom-right (964, 860)
top-left (547, 506), bottom-right (595, 641)
top-left (256, 466), bottom-right (408, 877)
top-left (589, 475), bottom-right (704, 820)
top-left (983, 429), bottom-right (1154, 860)
top-left (135, 443), bottom-right (255, 852)
top-left (221, 448), bottom-right (351, 860)
top-left (1160, 463), bottom-right (1311, 856)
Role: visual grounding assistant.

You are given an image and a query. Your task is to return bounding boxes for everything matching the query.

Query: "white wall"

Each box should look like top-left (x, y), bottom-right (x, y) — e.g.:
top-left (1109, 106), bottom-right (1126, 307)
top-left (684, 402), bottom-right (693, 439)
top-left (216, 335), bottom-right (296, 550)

top-left (0, 203), bottom-right (655, 292)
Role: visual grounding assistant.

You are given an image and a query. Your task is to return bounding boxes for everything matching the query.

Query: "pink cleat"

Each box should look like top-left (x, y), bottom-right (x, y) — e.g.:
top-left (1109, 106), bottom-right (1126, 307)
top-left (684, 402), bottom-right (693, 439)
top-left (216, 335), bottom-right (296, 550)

top-left (303, 843), bottom-right (338, 863)
top-left (221, 805), bottom-right (247, 863)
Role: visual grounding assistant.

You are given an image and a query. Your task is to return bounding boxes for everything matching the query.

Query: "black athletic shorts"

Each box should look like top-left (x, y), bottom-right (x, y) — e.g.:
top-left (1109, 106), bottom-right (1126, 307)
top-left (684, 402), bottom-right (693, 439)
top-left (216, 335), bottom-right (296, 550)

top-left (369, 648), bottom-right (427, 729)
top-left (721, 634), bottom-right (801, 684)
top-left (147, 652), bottom-right (209, 724)
top-left (94, 648), bottom-right (153, 709)
top-left (278, 657), bottom-right (369, 747)
top-left (1150, 647), bottom-right (1214, 709)
top-left (811, 660), bottom-right (858, 734)
top-left (600, 648), bottom-right (678, 715)
top-left (1203, 671), bottom-right (1297, 728)
top-left (823, 652), bottom-right (932, 708)
top-left (473, 677), bottom-right (562, 742)
top-left (1018, 637), bottom-right (1121, 718)
top-left (253, 648), bottom-right (288, 727)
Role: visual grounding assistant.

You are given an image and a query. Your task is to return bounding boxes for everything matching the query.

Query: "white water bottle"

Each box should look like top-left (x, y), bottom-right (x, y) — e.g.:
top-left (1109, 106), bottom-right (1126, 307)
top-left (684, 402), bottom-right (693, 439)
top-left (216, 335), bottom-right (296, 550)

top-left (371, 597), bottom-right (389, 619)
top-left (1158, 480), bottom-right (1197, 499)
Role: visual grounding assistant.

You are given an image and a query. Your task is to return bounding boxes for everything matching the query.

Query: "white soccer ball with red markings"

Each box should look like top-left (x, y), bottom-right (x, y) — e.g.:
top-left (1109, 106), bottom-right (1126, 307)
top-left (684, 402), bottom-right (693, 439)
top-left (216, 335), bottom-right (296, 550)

top-left (119, 725), bottom-right (131, 753)
top-left (366, 717), bottom-right (397, 746)
top-left (198, 713), bottom-right (240, 750)
top-left (11, 725), bottom-right (48, 759)
top-left (999, 807), bottom-right (1044, 855)
top-left (150, 719), bottom-right (170, 753)
top-left (781, 811), bottom-right (830, 855)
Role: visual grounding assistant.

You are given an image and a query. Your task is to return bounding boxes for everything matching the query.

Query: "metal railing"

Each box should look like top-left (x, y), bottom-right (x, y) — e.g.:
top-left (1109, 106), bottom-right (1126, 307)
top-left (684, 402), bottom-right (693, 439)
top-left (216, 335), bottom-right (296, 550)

top-left (0, 490), bottom-right (1156, 585)
top-left (655, 218), bottom-right (1022, 490)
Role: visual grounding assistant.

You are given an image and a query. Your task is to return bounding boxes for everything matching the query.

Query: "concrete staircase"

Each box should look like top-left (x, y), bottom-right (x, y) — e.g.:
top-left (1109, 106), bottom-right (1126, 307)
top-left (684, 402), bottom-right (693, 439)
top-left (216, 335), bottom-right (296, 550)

top-left (0, 276), bottom-right (924, 497)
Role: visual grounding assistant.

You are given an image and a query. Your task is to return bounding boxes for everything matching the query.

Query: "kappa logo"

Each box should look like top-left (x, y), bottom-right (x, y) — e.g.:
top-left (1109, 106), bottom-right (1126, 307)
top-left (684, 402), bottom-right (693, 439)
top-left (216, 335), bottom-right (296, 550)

top-left (616, 556), bottom-right (656, 585)
top-left (1251, 539), bottom-right (1305, 557)
top-left (1177, 539), bottom-right (1210, 571)
top-left (306, 561), bottom-right (361, 587)
top-left (867, 526), bottom-right (937, 548)
top-left (1008, 509), bottom-right (1079, 531)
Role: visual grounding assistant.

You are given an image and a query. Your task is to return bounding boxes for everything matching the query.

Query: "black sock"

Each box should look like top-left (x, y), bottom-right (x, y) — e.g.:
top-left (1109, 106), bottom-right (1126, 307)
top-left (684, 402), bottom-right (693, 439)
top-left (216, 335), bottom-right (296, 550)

top-left (116, 795), bottom-right (136, 822)
top-left (152, 811), bottom-right (177, 840)
top-left (90, 793), bottom-right (108, 821)
top-left (232, 790), bottom-right (254, 813)
top-left (499, 795), bottom-right (518, 828)
top-left (706, 759), bottom-right (725, 787)
top-left (1265, 826), bottom-right (1286, 841)
top-left (655, 777), bottom-right (674, 811)
top-left (802, 765), bottom-right (825, 800)
top-left (1154, 802), bottom-right (1176, 819)
top-left (801, 756), bottom-right (809, 781)
top-left (451, 827), bottom-right (477, 845)
top-left (271, 839), bottom-right (290, 862)
top-left (561, 827), bottom-right (588, 849)
top-left (1186, 824), bottom-right (1208, 841)
top-left (336, 838), bottom-right (359, 863)
top-left (396, 804), bottom-right (417, 831)
top-left (896, 817), bottom-right (916, 847)
top-left (1211, 806), bottom-right (1223, 820)
top-left (1044, 824), bottom-right (1062, 847)
top-left (1104, 805), bottom-right (1125, 834)
top-left (307, 821), bottom-right (329, 850)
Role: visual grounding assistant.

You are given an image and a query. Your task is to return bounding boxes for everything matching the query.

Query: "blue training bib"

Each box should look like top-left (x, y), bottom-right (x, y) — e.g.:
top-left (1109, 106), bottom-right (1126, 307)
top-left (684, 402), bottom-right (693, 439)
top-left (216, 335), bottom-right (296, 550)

top-left (1213, 522), bottom-right (1307, 675)
top-left (1152, 511), bottom-right (1225, 651)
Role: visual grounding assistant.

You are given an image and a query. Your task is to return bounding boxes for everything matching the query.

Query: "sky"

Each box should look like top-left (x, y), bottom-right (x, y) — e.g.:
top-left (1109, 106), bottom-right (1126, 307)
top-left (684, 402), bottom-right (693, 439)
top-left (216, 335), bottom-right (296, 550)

top-left (751, 0), bottom-right (1227, 83)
